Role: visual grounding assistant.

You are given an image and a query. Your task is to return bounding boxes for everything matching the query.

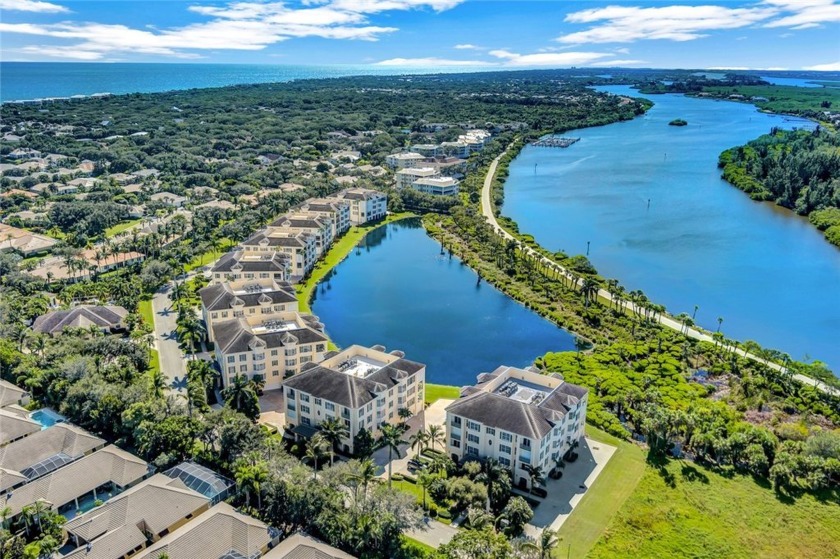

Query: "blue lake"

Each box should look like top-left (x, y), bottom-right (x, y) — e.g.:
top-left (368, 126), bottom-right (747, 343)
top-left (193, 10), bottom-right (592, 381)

top-left (503, 85), bottom-right (840, 373)
top-left (311, 219), bottom-right (575, 386)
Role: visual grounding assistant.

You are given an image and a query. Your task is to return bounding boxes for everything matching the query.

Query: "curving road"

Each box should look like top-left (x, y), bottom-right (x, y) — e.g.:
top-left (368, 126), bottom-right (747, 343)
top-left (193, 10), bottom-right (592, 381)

top-left (480, 147), bottom-right (836, 396)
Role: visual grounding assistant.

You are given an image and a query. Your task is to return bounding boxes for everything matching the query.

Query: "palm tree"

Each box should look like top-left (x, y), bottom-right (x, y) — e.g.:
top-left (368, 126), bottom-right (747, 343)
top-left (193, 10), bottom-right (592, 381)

top-left (397, 407), bottom-right (412, 426)
top-left (717, 316), bottom-right (724, 333)
top-left (222, 374), bottom-right (256, 414)
top-left (580, 277), bottom-right (599, 307)
top-left (235, 460), bottom-right (268, 509)
top-left (523, 464), bottom-right (545, 490)
top-left (519, 528), bottom-right (559, 559)
top-left (305, 434), bottom-right (330, 480)
top-left (417, 467), bottom-right (435, 512)
top-left (477, 458), bottom-right (508, 513)
top-left (350, 458), bottom-right (378, 504)
top-left (426, 424), bottom-right (444, 452)
top-left (377, 424), bottom-right (406, 488)
top-left (149, 369), bottom-right (167, 398)
top-left (408, 430), bottom-right (429, 460)
top-left (319, 417), bottom-right (349, 466)
top-left (0, 505), bottom-right (11, 528)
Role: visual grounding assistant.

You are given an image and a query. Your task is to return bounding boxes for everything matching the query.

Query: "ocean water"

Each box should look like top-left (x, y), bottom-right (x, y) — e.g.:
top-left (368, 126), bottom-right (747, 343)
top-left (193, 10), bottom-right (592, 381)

top-left (504, 85), bottom-right (840, 372)
top-left (0, 62), bottom-right (482, 102)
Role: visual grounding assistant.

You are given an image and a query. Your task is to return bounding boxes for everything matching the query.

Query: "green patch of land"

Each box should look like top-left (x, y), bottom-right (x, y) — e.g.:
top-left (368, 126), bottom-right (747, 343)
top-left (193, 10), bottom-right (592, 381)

top-left (138, 298), bottom-right (154, 329)
top-left (295, 212), bottom-right (415, 313)
top-left (148, 348), bottom-right (160, 374)
top-left (104, 218), bottom-right (142, 238)
top-left (588, 457), bottom-right (840, 559)
top-left (668, 119), bottom-right (688, 126)
top-left (702, 84), bottom-right (840, 118)
top-left (183, 238), bottom-right (234, 273)
top-left (424, 383), bottom-right (461, 404)
top-left (555, 426), bottom-right (647, 558)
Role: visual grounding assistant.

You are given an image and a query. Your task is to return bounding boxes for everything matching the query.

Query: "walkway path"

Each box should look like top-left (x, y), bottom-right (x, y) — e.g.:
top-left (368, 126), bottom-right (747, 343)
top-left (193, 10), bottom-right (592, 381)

top-left (480, 148), bottom-right (837, 396)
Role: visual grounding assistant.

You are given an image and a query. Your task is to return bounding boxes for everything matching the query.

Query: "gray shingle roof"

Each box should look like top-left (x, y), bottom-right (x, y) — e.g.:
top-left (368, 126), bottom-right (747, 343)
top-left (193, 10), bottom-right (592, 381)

top-left (31, 305), bottom-right (128, 335)
top-left (446, 378), bottom-right (587, 440)
top-left (282, 358), bottom-right (423, 409)
top-left (0, 408), bottom-right (40, 446)
top-left (0, 379), bottom-right (27, 408)
top-left (212, 251), bottom-right (291, 273)
top-left (213, 317), bottom-right (327, 355)
top-left (242, 232), bottom-right (307, 248)
top-left (199, 282), bottom-right (296, 312)
top-left (263, 533), bottom-right (356, 559)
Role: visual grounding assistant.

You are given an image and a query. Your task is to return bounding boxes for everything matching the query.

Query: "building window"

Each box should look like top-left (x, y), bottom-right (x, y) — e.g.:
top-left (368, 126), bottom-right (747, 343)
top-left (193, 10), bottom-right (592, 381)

top-left (466, 446), bottom-right (479, 456)
top-left (325, 402), bottom-right (335, 412)
top-left (467, 420), bottom-right (481, 432)
top-left (500, 431), bottom-right (512, 442)
top-left (301, 417), bottom-right (311, 426)
top-left (499, 444), bottom-right (512, 455)
top-left (451, 439), bottom-right (461, 448)
top-left (301, 405), bottom-right (310, 414)
top-left (227, 356), bottom-right (235, 363)
top-left (499, 457), bottom-right (511, 467)
top-left (452, 416), bottom-right (462, 427)
top-left (314, 398), bottom-right (322, 406)
top-left (486, 427), bottom-right (496, 436)
top-left (300, 394), bottom-right (309, 402)
top-left (467, 434), bottom-right (480, 444)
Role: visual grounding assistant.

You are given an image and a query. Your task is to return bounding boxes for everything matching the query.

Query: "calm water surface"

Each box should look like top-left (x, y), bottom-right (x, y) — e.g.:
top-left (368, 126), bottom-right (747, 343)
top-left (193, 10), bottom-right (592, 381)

top-left (504, 85), bottom-right (840, 372)
top-left (311, 219), bottom-right (575, 386)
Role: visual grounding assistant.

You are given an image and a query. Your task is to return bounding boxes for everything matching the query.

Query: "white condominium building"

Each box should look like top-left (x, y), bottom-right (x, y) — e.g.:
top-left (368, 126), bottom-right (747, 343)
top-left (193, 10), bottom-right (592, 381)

top-left (299, 198), bottom-right (352, 236)
top-left (240, 230), bottom-right (318, 282)
top-left (395, 167), bottom-right (439, 190)
top-left (329, 188), bottom-right (387, 225)
top-left (445, 366), bottom-right (588, 489)
top-left (385, 152), bottom-right (426, 169)
top-left (283, 345), bottom-right (425, 454)
top-left (213, 312), bottom-right (328, 390)
top-left (411, 176), bottom-right (460, 196)
top-left (199, 278), bottom-right (298, 343)
top-left (210, 250), bottom-right (291, 285)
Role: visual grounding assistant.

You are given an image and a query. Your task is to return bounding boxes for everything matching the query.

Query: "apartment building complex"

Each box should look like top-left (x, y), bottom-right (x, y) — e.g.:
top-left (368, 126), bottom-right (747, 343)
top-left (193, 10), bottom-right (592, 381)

top-left (385, 152), bottom-right (425, 169)
top-left (445, 366), bottom-right (588, 488)
top-left (210, 250), bottom-right (291, 284)
top-left (299, 197), bottom-right (352, 236)
top-left (283, 345), bottom-right (425, 454)
top-left (239, 230), bottom-right (317, 282)
top-left (327, 188), bottom-right (387, 225)
top-left (213, 312), bottom-right (328, 390)
top-left (199, 278), bottom-right (298, 343)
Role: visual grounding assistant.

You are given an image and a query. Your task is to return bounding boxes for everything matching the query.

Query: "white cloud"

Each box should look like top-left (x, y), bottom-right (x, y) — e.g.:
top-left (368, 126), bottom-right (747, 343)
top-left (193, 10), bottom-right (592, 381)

top-left (454, 43), bottom-right (481, 50)
top-left (614, 47), bottom-right (630, 54)
top-left (1, 0), bottom-right (463, 60)
top-left (489, 49), bottom-right (612, 66)
top-left (803, 60), bottom-right (840, 71)
top-left (556, 1), bottom-right (840, 44)
top-left (0, 0), bottom-right (68, 13)
top-left (375, 56), bottom-right (494, 66)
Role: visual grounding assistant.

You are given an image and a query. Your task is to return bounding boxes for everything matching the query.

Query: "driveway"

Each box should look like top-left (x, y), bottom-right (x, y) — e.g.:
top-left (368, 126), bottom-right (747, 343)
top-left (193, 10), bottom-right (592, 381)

top-left (373, 399), bottom-right (455, 477)
top-left (523, 437), bottom-right (616, 538)
top-left (406, 518), bottom-right (457, 548)
top-left (151, 282), bottom-right (187, 394)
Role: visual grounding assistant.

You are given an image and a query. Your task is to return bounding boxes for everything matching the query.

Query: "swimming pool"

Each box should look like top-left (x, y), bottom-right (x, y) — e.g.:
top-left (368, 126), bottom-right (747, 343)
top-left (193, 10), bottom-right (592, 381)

top-left (29, 408), bottom-right (66, 430)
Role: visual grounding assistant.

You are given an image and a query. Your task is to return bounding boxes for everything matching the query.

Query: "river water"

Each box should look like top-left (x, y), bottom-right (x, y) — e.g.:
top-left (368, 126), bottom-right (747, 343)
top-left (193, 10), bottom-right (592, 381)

top-left (503, 85), bottom-right (840, 373)
top-left (311, 219), bottom-right (575, 386)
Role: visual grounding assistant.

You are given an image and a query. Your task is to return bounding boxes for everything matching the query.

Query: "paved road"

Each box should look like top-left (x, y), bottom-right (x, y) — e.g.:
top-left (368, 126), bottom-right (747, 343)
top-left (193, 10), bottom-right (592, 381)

top-left (480, 148), bottom-right (836, 396)
top-left (151, 282), bottom-right (188, 394)
top-left (406, 519), bottom-right (457, 549)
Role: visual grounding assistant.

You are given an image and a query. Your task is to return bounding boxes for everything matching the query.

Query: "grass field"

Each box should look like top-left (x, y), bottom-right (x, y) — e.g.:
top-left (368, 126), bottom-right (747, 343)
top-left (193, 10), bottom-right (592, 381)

top-left (587, 453), bottom-right (840, 559)
top-left (104, 218), bottom-right (142, 238)
top-left (424, 384), bottom-right (460, 404)
top-left (138, 298), bottom-right (154, 328)
top-left (148, 348), bottom-right (160, 373)
top-left (554, 426), bottom-right (647, 558)
top-left (295, 212), bottom-right (415, 313)
top-left (183, 238), bottom-right (234, 272)
top-left (703, 84), bottom-right (840, 116)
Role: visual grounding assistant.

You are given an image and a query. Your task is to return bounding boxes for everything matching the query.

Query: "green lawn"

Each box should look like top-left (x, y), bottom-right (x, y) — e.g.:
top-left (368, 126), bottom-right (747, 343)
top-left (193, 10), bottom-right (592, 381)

top-left (184, 238), bottom-right (234, 272)
top-left (104, 218), bottom-right (142, 238)
top-left (392, 479), bottom-right (452, 525)
top-left (401, 536), bottom-right (436, 557)
top-left (554, 426), bottom-right (646, 558)
top-left (425, 384), bottom-right (460, 404)
top-left (585, 445), bottom-right (840, 558)
top-left (148, 348), bottom-right (160, 374)
top-left (138, 299), bottom-right (154, 328)
top-left (296, 212), bottom-right (415, 313)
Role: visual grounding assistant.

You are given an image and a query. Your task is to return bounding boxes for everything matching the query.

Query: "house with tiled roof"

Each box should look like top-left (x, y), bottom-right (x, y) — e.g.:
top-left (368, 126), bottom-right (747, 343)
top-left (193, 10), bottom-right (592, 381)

top-left (32, 305), bottom-right (128, 336)
top-left (0, 379), bottom-right (29, 408)
top-left (283, 345), bottom-right (425, 454)
top-left (263, 533), bottom-right (356, 559)
top-left (445, 366), bottom-right (588, 489)
top-left (0, 407), bottom-right (40, 447)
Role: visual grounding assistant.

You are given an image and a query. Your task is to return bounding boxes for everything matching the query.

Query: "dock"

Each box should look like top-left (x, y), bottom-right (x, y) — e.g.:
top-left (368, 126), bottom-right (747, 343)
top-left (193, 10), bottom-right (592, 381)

top-left (531, 137), bottom-right (580, 148)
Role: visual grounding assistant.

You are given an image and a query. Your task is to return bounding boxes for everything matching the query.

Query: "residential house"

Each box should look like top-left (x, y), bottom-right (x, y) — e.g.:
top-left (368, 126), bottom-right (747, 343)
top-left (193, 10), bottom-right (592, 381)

top-left (283, 345), bottom-right (425, 454)
top-left (213, 312), bottom-right (328, 390)
top-left (199, 279), bottom-right (298, 343)
top-left (0, 407), bottom-right (41, 447)
top-left (32, 305), bottom-right (129, 336)
top-left (0, 379), bottom-right (29, 409)
top-left (7, 148), bottom-right (41, 160)
top-left (150, 192), bottom-right (187, 207)
top-left (263, 533), bottom-right (356, 559)
top-left (445, 366), bottom-right (588, 489)
top-left (0, 223), bottom-right (58, 256)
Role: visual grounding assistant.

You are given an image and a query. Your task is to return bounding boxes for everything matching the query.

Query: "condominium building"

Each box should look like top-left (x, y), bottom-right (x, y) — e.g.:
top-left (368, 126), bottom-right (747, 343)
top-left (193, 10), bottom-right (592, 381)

top-left (395, 167), bottom-right (439, 190)
top-left (268, 213), bottom-right (334, 257)
top-left (445, 366), bottom-right (588, 489)
top-left (411, 176), bottom-right (460, 196)
top-left (283, 345), bottom-right (425, 454)
top-left (411, 144), bottom-right (442, 158)
top-left (213, 312), bottom-right (328, 390)
top-left (385, 152), bottom-right (426, 169)
top-left (329, 188), bottom-right (387, 225)
top-left (210, 250), bottom-right (291, 284)
top-left (240, 230), bottom-right (318, 282)
top-left (299, 198), bottom-right (351, 236)
top-left (199, 279), bottom-right (298, 343)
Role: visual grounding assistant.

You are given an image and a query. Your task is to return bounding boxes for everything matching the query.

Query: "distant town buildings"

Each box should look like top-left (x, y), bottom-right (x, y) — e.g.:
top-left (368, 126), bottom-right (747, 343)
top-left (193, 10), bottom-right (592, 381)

top-left (445, 365), bottom-right (588, 488)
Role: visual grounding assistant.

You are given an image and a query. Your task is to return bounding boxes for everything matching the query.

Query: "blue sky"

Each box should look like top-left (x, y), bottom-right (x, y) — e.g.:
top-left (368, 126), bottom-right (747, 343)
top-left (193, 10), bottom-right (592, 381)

top-left (0, 0), bottom-right (838, 70)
